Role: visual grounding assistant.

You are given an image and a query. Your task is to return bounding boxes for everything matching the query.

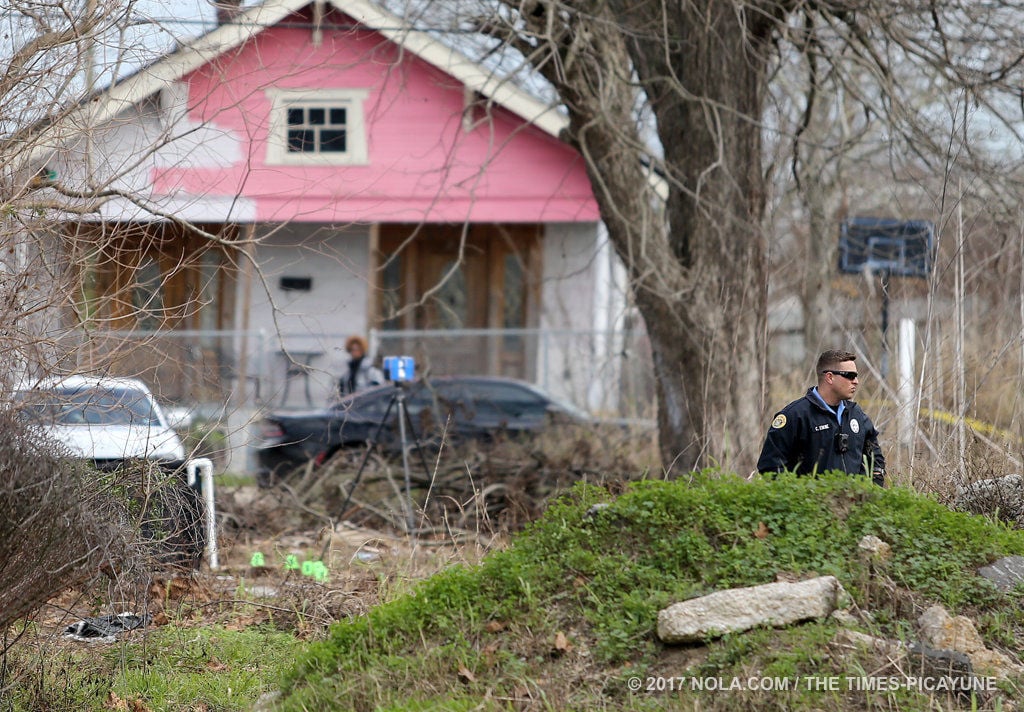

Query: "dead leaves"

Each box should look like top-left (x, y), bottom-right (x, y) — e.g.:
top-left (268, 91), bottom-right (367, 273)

top-left (457, 665), bottom-right (476, 683)
top-left (148, 576), bottom-right (214, 610)
top-left (456, 621), bottom-right (577, 693)
top-left (553, 630), bottom-right (573, 655)
top-left (205, 657), bottom-right (229, 672)
top-left (104, 693), bottom-right (151, 712)
top-left (222, 615), bottom-right (262, 632)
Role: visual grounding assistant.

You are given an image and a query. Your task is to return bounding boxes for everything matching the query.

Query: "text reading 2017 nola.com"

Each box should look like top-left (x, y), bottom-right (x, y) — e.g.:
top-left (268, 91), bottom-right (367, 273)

top-left (629, 675), bottom-right (997, 693)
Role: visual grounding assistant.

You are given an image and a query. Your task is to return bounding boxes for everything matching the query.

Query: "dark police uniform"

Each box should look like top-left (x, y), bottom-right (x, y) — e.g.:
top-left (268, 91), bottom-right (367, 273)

top-left (756, 387), bottom-right (885, 485)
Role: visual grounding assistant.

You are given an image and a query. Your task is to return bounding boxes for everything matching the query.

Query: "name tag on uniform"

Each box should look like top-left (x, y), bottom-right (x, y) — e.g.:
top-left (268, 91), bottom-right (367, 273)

top-left (814, 424), bottom-right (830, 432)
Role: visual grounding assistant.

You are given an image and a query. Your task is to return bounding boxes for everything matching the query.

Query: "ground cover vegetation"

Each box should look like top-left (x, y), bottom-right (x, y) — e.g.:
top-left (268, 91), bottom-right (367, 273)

top-left (5, 418), bottom-right (1024, 710)
top-left (274, 471), bottom-right (1024, 710)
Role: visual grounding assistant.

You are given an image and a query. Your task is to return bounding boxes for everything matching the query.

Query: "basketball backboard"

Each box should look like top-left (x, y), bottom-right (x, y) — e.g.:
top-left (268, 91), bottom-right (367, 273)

top-left (838, 217), bottom-right (934, 278)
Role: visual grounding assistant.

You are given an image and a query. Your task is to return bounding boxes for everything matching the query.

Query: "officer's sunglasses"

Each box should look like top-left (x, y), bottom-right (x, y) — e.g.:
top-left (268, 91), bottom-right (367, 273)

top-left (823, 370), bottom-right (859, 381)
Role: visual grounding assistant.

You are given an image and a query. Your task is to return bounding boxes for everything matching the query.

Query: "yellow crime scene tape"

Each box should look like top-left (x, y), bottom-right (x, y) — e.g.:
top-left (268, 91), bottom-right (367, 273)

top-left (860, 399), bottom-right (1024, 445)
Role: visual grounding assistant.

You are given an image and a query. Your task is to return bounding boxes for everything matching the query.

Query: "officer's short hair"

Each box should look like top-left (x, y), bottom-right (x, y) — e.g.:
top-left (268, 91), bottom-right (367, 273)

top-left (816, 349), bottom-right (857, 374)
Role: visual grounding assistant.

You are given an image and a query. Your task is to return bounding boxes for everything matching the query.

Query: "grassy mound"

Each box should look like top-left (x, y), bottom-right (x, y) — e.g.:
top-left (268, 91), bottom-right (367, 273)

top-left (275, 471), bottom-right (1024, 710)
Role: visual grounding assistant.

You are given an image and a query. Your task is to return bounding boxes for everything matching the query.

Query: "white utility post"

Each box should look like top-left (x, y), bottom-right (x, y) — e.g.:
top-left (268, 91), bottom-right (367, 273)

top-left (186, 458), bottom-right (218, 570)
top-left (897, 319), bottom-right (916, 449)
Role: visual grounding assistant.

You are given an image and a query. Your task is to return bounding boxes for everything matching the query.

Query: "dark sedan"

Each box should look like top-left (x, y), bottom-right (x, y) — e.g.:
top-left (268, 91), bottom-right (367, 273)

top-left (255, 375), bottom-right (593, 486)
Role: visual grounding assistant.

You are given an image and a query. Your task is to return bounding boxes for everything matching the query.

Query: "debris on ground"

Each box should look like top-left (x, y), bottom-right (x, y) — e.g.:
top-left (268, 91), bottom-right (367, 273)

top-left (63, 613), bottom-right (149, 643)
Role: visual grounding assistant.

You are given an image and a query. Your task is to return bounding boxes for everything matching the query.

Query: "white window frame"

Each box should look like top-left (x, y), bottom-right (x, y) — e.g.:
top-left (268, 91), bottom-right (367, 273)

top-left (266, 88), bottom-right (369, 165)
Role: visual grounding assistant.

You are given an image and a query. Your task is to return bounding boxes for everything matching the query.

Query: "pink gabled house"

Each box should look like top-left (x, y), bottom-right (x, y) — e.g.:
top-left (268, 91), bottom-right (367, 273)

top-left (27, 0), bottom-right (627, 412)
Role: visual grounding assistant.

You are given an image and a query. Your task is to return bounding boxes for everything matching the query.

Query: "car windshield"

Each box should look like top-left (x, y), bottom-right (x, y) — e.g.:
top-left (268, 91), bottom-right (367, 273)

top-left (17, 386), bottom-right (160, 427)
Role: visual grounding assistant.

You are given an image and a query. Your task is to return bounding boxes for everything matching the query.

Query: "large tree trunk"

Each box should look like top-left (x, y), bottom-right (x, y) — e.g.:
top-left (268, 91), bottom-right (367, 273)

top-left (794, 51), bottom-right (840, 360)
top-left (628, 2), bottom-right (772, 473)
top-left (801, 184), bottom-right (833, 358)
top-left (513, 1), bottom-right (775, 473)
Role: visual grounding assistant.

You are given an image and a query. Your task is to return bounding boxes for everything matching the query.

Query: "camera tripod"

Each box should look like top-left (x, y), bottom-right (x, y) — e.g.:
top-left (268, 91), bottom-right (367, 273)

top-left (337, 382), bottom-right (432, 536)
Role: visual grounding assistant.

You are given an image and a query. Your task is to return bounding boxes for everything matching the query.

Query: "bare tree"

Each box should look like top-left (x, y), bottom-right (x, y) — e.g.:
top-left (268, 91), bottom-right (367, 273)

top-left (0, 2), bottom-right (214, 655)
top-left (403, 0), bottom-right (1024, 475)
top-left (10, 0), bottom-right (1024, 484)
top-left (460, 1), bottom-right (775, 473)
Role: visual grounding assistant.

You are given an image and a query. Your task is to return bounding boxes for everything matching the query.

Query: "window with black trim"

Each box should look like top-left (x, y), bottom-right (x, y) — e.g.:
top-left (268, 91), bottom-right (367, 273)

top-left (267, 89), bottom-right (368, 165)
top-left (286, 104), bottom-right (349, 154)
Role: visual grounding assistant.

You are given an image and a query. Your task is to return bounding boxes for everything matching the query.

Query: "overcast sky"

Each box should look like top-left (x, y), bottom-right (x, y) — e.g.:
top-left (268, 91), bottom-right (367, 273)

top-left (91, 0), bottom-right (228, 84)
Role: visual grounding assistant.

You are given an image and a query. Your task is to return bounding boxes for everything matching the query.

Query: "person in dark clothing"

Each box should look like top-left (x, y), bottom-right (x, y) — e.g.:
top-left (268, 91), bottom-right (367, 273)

top-left (338, 335), bottom-right (383, 397)
top-left (757, 349), bottom-right (885, 485)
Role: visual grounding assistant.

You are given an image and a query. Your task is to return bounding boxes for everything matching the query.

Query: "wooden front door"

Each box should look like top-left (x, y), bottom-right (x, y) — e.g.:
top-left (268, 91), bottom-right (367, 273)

top-left (64, 221), bottom-right (238, 400)
top-left (419, 231), bottom-right (489, 331)
top-left (375, 223), bottom-right (539, 378)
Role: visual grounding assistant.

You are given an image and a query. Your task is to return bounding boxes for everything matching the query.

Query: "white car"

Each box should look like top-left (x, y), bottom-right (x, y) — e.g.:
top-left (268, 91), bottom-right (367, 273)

top-left (15, 375), bottom-right (186, 466)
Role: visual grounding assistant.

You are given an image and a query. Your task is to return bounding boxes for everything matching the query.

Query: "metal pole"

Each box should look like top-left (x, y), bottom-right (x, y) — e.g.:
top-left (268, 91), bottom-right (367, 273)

top-left (880, 269), bottom-right (891, 379)
top-left (395, 387), bottom-right (416, 537)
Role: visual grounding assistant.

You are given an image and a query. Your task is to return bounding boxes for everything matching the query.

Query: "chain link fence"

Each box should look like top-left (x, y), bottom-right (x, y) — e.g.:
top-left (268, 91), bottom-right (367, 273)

top-left (38, 327), bottom-right (656, 420)
top-left (19, 326), bottom-right (657, 474)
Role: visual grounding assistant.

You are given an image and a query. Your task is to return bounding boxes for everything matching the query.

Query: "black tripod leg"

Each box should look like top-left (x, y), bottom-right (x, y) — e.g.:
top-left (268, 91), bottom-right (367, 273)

top-left (400, 400), bottom-right (434, 487)
top-left (338, 392), bottom-right (398, 518)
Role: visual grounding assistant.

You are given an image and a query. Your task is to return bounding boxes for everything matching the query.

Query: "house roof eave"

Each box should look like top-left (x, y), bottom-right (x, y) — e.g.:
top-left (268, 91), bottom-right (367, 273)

top-left (338, 0), bottom-right (567, 138)
top-left (22, 0), bottom-right (567, 172)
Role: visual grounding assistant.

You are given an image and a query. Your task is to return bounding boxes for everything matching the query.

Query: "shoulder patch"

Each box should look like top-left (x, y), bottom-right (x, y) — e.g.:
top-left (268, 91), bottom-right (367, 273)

top-left (771, 414), bottom-right (787, 429)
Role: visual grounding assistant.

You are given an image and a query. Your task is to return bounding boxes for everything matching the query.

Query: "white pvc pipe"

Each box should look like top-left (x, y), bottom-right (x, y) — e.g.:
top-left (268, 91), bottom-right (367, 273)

top-left (897, 319), bottom-right (916, 448)
top-left (186, 458), bottom-right (218, 570)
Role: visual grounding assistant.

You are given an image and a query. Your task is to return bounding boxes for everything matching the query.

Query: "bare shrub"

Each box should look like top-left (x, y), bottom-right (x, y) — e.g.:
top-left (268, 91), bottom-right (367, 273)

top-left (0, 409), bottom-right (134, 639)
top-left (271, 422), bottom-right (660, 536)
top-left (112, 460), bottom-right (207, 571)
top-left (0, 406), bottom-right (212, 656)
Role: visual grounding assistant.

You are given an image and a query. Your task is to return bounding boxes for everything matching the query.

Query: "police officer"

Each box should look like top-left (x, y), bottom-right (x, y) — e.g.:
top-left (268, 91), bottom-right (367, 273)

top-left (757, 349), bottom-right (885, 485)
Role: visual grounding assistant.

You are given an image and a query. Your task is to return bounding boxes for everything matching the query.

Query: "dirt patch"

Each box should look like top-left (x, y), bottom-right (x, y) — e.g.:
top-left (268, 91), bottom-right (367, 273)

top-left (20, 480), bottom-right (496, 662)
top-left (255, 424), bottom-right (657, 537)
top-left (24, 420), bottom-right (654, 649)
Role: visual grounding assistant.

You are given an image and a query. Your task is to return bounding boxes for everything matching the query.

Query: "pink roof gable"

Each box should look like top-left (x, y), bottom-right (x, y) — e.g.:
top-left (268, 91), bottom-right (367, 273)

top-left (151, 6), bottom-right (599, 223)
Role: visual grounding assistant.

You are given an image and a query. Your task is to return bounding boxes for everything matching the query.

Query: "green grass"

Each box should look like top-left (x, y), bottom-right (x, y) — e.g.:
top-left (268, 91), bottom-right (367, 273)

top-left (3, 624), bottom-right (302, 711)
top-left (215, 471), bottom-right (257, 488)
top-left (274, 471), bottom-right (1024, 710)
top-left (112, 626), bottom-right (299, 707)
top-left (8, 470), bottom-right (1024, 710)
